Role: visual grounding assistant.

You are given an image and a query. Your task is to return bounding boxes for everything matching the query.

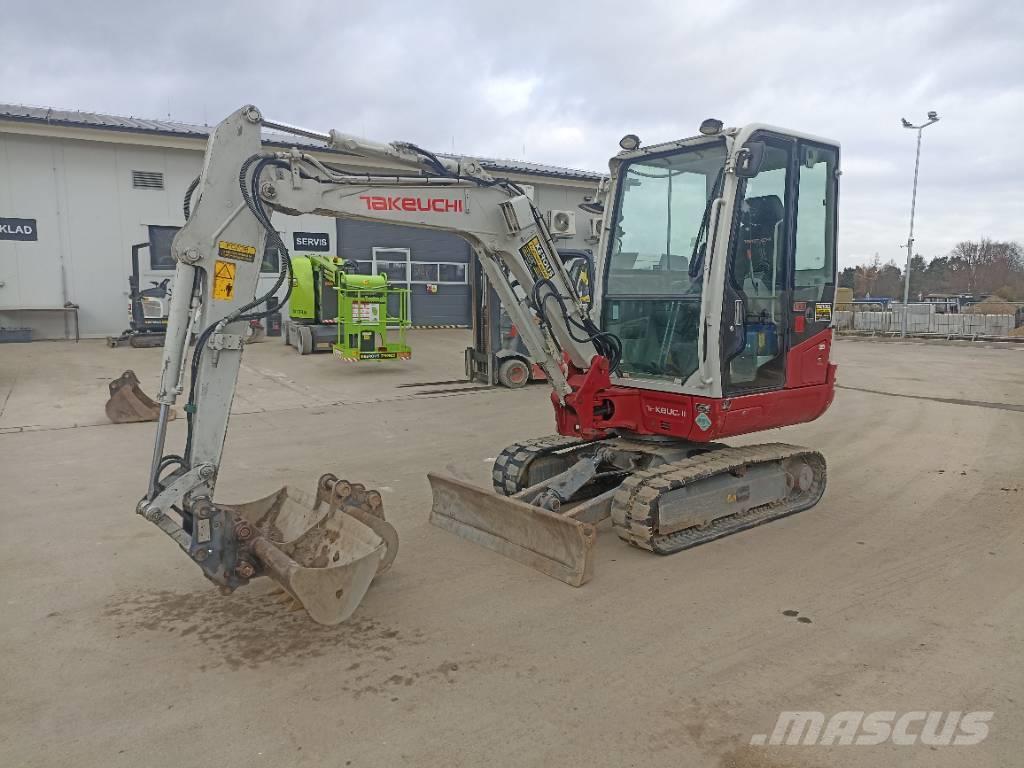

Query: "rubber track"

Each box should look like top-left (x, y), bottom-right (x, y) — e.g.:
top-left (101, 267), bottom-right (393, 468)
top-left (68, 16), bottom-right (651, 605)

top-left (611, 442), bottom-right (827, 554)
top-left (492, 434), bottom-right (588, 495)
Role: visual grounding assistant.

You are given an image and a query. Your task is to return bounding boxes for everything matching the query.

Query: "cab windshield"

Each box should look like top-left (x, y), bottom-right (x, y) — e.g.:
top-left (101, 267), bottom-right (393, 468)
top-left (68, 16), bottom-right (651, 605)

top-left (602, 141), bottom-right (727, 382)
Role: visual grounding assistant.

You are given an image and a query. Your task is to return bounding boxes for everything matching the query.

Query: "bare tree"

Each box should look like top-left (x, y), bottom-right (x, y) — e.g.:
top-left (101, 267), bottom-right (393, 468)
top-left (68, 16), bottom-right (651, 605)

top-left (841, 239), bottom-right (1023, 301)
top-left (948, 239), bottom-right (1024, 296)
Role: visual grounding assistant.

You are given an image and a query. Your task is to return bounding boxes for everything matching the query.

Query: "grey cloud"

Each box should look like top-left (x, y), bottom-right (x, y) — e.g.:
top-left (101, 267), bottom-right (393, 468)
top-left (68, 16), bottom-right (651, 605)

top-left (2, 0), bottom-right (1021, 266)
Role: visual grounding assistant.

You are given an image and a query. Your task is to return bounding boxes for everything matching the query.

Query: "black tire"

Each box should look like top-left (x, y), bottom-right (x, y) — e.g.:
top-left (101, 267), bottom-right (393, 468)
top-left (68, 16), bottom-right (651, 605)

top-left (296, 325), bottom-right (313, 355)
top-left (497, 358), bottom-right (530, 389)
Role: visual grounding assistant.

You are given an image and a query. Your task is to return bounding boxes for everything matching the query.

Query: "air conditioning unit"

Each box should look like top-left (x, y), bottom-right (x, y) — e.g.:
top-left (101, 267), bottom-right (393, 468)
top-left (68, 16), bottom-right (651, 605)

top-left (588, 216), bottom-right (603, 240)
top-left (546, 209), bottom-right (576, 237)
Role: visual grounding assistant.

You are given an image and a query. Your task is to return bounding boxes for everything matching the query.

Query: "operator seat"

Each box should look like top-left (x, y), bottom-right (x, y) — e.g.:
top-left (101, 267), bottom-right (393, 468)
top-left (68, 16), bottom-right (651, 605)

top-left (724, 194), bottom-right (786, 387)
top-left (737, 195), bottom-right (784, 294)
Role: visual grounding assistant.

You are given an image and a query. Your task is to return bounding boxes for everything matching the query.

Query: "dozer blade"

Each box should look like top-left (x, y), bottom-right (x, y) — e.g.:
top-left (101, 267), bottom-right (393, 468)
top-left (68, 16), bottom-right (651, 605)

top-left (105, 370), bottom-right (176, 424)
top-left (223, 477), bottom-right (396, 625)
top-left (428, 472), bottom-right (596, 587)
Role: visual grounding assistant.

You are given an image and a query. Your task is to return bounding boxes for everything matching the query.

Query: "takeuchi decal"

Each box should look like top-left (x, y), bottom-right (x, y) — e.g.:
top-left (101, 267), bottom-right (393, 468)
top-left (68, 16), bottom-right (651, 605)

top-left (359, 195), bottom-right (464, 213)
top-left (645, 405), bottom-right (682, 418)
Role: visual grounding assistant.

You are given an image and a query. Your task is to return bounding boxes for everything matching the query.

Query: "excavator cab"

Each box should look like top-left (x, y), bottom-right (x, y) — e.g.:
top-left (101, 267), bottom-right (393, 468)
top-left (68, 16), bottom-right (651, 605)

top-left (598, 127), bottom-right (838, 397)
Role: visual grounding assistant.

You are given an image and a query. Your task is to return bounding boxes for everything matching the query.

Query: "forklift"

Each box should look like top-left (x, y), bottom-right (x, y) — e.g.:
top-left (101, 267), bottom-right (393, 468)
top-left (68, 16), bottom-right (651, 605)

top-left (466, 249), bottom-right (593, 387)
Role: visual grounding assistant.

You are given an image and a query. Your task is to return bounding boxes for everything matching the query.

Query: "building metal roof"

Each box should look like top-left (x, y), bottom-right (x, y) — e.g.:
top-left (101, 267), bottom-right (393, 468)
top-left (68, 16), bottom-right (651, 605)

top-left (0, 103), bottom-right (603, 182)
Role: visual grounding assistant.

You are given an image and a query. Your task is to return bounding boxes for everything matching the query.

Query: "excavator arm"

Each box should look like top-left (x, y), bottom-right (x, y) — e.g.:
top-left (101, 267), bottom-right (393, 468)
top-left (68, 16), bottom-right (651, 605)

top-left (138, 105), bottom-right (611, 621)
top-left (265, 147), bottom-right (604, 395)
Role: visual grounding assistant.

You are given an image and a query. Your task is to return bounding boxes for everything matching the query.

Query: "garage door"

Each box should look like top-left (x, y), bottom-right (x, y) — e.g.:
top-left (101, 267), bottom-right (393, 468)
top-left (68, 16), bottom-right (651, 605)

top-left (339, 220), bottom-right (471, 326)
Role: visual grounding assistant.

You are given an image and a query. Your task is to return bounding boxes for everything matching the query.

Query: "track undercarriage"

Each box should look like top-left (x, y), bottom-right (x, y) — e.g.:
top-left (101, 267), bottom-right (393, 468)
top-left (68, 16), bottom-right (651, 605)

top-left (430, 434), bottom-right (826, 585)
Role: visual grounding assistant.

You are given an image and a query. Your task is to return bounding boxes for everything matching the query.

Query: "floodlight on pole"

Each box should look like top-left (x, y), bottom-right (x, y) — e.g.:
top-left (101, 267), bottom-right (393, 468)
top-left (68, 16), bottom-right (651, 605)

top-left (899, 111), bottom-right (940, 337)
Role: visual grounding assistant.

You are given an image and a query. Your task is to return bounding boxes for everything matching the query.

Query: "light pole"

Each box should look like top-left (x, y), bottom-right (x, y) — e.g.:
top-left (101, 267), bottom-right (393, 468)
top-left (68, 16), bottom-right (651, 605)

top-left (899, 110), bottom-right (940, 337)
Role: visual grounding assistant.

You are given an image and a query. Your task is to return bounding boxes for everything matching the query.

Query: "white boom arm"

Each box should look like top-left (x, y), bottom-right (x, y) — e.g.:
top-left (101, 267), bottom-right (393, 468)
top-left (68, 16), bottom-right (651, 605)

top-left (141, 105), bottom-right (604, 545)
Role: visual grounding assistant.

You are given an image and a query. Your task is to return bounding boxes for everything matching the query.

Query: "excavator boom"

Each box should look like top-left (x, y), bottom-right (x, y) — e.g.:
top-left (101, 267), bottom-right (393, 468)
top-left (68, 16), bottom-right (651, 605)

top-left (137, 105), bottom-right (607, 622)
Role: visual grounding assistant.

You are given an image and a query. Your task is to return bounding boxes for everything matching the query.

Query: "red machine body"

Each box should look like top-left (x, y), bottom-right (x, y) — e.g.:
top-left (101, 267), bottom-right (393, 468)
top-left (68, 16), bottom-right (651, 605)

top-left (554, 329), bottom-right (837, 442)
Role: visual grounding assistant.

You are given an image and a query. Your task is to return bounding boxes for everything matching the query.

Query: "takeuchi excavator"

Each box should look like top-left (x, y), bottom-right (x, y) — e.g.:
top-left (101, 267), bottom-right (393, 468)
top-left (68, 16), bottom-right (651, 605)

top-left (139, 106), bottom-right (839, 624)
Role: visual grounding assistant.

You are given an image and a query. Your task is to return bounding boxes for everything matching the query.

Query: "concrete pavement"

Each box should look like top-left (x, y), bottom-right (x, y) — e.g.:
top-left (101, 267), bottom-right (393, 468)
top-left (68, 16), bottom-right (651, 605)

top-left (1, 334), bottom-right (1021, 767)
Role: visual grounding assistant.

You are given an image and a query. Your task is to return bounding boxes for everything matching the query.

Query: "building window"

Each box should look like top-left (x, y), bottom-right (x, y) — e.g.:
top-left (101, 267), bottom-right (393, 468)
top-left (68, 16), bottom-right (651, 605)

top-left (411, 263), bottom-right (439, 283)
top-left (376, 260), bottom-right (409, 282)
top-left (147, 225), bottom-right (179, 270)
top-left (147, 225), bottom-right (279, 272)
top-left (405, 262), bottom-right (467, 284)
top-left (132, 170), bottom-right (165, 190)
top-left (437, 263), bottom-right (467, 284)
top-left (262, 247), bottom-right (281, 274)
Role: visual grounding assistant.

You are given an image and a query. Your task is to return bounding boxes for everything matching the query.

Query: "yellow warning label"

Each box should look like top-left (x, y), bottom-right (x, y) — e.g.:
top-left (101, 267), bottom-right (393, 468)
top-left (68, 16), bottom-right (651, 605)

top-left (519, 236), bottom-right (555, 281)
top-left (576, 265), bottom-right (591, 303)
top-left (212, 260), bottom-right (236, 301)
top-left (217, 240), bottom-right (257, 263)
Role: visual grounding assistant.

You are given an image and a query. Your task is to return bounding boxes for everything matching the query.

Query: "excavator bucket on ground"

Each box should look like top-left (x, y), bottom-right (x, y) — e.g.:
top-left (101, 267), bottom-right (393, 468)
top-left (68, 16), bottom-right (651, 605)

top-left (222, 474), bottom-right (398, 625)
top-left (106, 370), bottom-right (175, 424)
top-left (428, 473), bottom-right (599, 587)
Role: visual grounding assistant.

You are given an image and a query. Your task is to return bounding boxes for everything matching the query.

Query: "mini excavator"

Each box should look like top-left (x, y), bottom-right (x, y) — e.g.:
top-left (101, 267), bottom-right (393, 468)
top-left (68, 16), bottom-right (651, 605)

top-left (138, 107), bottom-right (839, 622)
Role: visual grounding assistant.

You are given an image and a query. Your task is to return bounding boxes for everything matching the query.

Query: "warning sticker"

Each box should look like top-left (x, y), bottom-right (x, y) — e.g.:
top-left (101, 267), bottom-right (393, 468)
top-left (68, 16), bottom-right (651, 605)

top-left (352, 302), bottom-right (381, 324)
top-left (814, 302), bottom-right (833, 322)
top-left (519, 236), bottom-right (555, 282)
top-left (212, 260), bottom-right (236, 301)
top-left (217, 240), bottom-right (257, 263)
top-left (575, 265), bottom-right (592, 303)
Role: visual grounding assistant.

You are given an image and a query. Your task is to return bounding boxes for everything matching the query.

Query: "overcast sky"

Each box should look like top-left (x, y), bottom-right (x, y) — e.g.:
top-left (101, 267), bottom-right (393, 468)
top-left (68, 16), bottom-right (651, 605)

top-left (3, 0), bottom-right (1021, 267)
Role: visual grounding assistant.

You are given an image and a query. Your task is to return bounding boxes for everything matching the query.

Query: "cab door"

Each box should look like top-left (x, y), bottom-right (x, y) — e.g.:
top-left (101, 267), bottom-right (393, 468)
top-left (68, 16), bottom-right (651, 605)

top-left (787, 142), bottom-right (840, 386)
top-left (720, 134), bottom-right (795, 394)
top-left (719, 136), bottom-right (839, 394)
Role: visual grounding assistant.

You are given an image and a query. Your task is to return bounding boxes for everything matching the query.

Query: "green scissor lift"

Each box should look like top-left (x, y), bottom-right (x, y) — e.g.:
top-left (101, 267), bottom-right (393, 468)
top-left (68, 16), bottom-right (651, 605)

top-left (286, 254), bottom-right (411, 361)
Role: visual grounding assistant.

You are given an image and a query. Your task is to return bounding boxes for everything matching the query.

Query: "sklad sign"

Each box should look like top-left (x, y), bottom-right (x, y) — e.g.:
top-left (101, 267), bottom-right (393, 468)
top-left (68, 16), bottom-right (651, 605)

top-left (0, 218), bottom-right (38, 241)
top-left (293, 232), bottom-right (330, 252)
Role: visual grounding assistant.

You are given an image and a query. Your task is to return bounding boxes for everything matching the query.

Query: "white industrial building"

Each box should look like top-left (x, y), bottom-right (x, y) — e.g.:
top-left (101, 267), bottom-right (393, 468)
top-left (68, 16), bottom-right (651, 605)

top-left (0, 104), bottom-right (604, 339)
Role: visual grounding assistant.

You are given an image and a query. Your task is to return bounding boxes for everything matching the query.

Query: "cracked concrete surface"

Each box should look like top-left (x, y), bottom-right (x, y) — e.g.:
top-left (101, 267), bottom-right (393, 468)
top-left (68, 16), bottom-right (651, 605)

top-left (0, 333), bottom-right (1021, 767)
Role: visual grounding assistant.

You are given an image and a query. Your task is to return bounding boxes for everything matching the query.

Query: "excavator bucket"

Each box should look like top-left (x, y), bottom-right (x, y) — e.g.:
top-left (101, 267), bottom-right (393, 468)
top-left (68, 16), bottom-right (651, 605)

top-left (428, 473), bottom-right (597, 587)
top-left (105, 370), bottom-right (176, 424)
top-left (223, 475), bottom-right (398, 625)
